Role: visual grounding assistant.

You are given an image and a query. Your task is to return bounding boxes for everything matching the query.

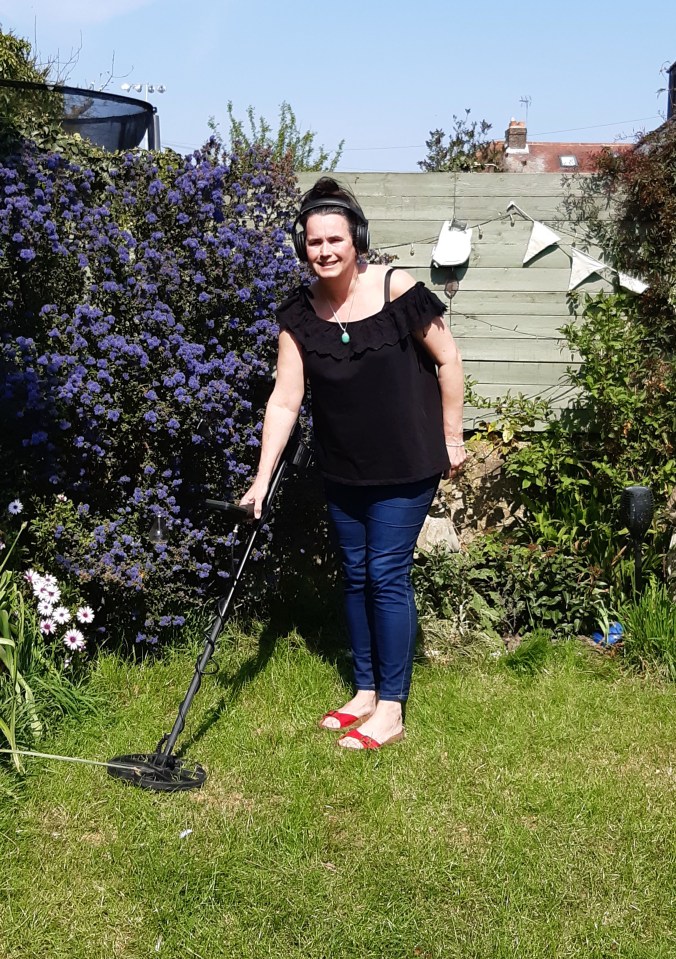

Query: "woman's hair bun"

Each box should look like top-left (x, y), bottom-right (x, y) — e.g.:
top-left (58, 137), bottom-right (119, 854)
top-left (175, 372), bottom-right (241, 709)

top-left (312, 176), bottom-right (341, 197)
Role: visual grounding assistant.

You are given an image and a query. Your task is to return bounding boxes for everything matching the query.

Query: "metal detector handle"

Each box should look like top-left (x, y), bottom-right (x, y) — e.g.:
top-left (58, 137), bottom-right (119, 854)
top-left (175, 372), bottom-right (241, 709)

top-left (205, 499), bottom-right (255, 521)
top-left (205, 426), bottom-right (309, 525)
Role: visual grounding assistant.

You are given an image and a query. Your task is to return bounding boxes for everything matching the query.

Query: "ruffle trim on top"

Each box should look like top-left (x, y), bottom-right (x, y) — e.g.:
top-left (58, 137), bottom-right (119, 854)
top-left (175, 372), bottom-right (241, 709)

top-left (276, 282), bottom-right (447, 358)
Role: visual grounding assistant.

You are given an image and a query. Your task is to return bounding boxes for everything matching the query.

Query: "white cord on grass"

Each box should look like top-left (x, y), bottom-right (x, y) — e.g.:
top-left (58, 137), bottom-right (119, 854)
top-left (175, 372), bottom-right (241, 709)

top-left (0, 747), bottom-right (152, 772)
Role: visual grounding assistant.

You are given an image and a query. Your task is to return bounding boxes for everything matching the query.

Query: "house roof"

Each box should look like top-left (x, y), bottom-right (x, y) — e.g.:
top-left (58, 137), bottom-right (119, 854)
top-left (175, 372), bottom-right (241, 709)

top-left (498, 140), bottom-right (634, 173)
top-left (496, 119), bottom-right (634, 173)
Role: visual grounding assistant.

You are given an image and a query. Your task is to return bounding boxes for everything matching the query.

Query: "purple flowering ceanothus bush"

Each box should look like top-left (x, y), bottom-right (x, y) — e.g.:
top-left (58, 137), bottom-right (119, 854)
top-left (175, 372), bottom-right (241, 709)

top-left (0, 137), bottom-right (301, 644)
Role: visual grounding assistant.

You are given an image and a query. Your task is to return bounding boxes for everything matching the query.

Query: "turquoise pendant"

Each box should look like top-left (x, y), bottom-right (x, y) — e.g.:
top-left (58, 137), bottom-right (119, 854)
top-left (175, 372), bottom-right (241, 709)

top-left (341, 331), bottom-right (350, 344)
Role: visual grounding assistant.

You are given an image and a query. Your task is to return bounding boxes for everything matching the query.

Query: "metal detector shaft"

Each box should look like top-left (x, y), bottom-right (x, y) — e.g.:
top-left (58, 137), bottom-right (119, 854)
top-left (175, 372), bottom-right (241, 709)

top-left (156, 426), bottom-right (307, 763)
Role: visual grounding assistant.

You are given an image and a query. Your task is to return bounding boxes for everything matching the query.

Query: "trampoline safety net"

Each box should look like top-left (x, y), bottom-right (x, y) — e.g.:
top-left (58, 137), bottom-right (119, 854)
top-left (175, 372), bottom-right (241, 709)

top-left (0, 79), bottom-right (157, 151)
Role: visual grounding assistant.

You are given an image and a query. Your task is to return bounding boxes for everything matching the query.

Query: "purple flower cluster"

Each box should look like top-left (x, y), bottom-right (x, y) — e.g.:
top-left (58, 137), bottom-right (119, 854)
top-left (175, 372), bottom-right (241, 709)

top-left (0, 138), bottom-right (301, 643)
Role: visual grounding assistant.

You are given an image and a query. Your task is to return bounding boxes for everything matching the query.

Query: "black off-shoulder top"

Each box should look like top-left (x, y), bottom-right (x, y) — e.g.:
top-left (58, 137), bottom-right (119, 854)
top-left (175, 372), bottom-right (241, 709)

top-left (277, 279), bottom-right (450, 486)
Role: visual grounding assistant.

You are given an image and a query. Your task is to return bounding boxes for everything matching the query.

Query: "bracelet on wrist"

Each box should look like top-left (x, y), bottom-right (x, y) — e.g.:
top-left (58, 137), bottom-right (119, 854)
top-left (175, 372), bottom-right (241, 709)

top-left (445, 441), bottom-right (465, 448)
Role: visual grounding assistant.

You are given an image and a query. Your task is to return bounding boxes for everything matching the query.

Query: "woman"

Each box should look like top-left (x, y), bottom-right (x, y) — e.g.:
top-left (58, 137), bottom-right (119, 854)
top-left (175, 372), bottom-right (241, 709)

top-left (241, 177), bottom-right (466, 750)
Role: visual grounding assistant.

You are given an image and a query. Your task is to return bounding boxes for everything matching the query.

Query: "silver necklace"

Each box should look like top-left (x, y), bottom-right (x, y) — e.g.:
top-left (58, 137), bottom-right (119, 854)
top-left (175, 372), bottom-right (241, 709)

top-left (328, 275), bottom-right (359, 344)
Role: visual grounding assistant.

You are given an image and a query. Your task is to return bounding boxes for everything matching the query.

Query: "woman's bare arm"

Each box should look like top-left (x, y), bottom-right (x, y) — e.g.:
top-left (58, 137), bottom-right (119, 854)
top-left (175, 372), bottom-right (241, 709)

top-left (240, 330), bottom-right (305, 517)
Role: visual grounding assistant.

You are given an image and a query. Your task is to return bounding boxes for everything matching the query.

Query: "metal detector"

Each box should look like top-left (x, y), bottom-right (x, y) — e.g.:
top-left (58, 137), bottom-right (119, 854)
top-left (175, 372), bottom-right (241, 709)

top-left (107, 425), bottom-right (311, 792)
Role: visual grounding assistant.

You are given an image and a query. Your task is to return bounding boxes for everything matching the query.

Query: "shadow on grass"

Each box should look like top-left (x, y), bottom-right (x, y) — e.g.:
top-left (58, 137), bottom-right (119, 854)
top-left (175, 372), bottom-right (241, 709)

top-left (174, 584), bottom-right (353, 758)
top-left (174, 619), bottom-right (282, 758)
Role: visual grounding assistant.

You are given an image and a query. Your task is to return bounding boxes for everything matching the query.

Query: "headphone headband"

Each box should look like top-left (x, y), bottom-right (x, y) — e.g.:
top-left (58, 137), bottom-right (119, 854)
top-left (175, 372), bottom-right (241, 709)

top-left (295, 195), bottom-right (367, 224)
top-left (291, 194), bottom-right (370, 261)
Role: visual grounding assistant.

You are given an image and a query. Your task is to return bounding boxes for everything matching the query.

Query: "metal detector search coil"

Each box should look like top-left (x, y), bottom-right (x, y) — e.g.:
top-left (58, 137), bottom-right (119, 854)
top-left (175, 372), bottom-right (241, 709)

top-left (107, 753), bottom-right (206, 792)
top-left (107, 426), bottom-right (310, 792)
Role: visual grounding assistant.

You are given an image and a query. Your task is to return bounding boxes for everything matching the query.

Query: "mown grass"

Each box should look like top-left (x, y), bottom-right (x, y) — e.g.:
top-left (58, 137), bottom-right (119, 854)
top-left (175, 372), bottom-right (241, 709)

top-left (1, 625), bottom-right (675, 959)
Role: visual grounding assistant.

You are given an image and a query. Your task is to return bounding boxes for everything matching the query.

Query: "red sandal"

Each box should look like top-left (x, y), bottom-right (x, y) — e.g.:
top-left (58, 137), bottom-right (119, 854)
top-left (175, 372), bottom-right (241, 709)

top-left (337, 728), bottom-right (405, 750)
top-left (318, 710), bottom-right (372, 731)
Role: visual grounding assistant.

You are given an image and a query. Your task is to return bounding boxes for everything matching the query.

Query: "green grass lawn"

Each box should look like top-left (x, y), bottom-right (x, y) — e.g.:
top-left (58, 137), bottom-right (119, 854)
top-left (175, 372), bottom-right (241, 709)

top-left (1, 626), bottom-right (675, 959)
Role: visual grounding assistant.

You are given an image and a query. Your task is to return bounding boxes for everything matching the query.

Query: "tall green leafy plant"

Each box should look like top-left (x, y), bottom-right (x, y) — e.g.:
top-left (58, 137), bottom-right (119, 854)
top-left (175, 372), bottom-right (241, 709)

top-left (568, 121), bottom-right (676, 343)
top-left (418, 109), bottom-right (500, 173)
top-left (0, 526), bottom-right (41, 771)
top-left (225, 100), bottom-right (344, 171)
top-left (620, 581), bottom-right (676, 680)
top-left (0, 28), bottom-right (64, 149)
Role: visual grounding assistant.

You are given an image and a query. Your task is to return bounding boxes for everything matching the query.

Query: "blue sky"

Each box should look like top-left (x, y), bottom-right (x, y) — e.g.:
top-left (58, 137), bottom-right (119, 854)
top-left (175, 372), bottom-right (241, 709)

top-left (1, 0), bottom-right (674, 170)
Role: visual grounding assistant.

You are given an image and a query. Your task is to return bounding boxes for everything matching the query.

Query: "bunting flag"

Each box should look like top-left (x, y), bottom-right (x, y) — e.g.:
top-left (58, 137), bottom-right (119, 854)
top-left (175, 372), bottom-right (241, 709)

top-left (507, 202), bottom-right (648, 296)
top-left (523, 220), bottom-right (561, 264)
top-left (618, 271), bottom-right (649, 294)
top-left (568, 248), bottom-right (608, 290)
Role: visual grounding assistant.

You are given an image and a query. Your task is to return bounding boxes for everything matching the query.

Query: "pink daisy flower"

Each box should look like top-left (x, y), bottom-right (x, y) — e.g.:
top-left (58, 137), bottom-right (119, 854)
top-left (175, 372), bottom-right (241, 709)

top-left (76, 606), bottom-right (95, 624)
top-left (40, 619), bottom-right (56, 635)
top-left (52, 606), bottom-right (71, 625)
top-left (62, 629), bottom-right (86, 651)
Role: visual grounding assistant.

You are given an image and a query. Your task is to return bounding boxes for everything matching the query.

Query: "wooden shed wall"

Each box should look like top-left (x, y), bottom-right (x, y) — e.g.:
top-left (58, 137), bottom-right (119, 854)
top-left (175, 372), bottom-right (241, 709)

top-left (296, 172), bottom-right (609, 428)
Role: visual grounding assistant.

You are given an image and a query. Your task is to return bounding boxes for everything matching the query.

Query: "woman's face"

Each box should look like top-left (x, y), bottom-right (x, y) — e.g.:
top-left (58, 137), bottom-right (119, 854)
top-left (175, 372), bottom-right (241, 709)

top-left (304, 212), bottom-right (356, 279)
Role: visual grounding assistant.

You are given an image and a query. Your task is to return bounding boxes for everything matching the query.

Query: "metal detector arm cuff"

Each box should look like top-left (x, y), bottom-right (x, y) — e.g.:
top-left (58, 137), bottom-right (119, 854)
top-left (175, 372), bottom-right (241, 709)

top-left (258, 421), bottom-right (310, 523)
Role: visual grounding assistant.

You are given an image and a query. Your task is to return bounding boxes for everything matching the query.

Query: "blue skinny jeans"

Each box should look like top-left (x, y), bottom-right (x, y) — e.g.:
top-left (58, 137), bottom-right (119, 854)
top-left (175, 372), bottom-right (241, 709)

top-left (324, 475), bottom-right (439, 702)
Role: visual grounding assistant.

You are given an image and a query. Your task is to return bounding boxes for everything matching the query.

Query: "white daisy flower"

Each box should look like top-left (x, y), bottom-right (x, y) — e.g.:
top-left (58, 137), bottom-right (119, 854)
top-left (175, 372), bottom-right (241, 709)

top-left (40, 619), bottom-right (56, 635)
top-left (76, 606), bottom-right (95, 624)
top-left (37, 599), bottom-right (55, 616)
top-left (41, 573), bottom-right (58, 587)
top-left (52, 606), bottom-right (71, 625)
top-left (8, 499), bottom-right (23, 515)
top-left (38, 583), bottom-right (61, 604)
top-left (62, 629), bottom-right (86, 651)
top-left (28, 573), bottom-right (45, 594)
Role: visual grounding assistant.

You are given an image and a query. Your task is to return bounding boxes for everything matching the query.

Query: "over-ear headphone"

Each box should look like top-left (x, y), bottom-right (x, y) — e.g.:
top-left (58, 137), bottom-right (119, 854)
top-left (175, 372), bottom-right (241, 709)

top-left (292, 195), bottom-right (370, 262)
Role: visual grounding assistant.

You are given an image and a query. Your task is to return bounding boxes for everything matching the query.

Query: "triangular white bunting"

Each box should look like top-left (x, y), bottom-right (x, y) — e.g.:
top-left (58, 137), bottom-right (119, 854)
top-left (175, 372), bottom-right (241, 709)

top-left (568, 249), bottom-right (607, 290)
top-left (618, 272), bottom-right (649, 294)
top-left (523, 220), bottom-right (561, 264)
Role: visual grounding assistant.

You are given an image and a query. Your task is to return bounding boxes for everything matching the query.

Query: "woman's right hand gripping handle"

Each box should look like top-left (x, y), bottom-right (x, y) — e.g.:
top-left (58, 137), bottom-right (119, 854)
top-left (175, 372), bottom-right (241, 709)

top-left (239, 475), bottom-right (271, 521)
top-left (239, 330), bottom-right (305, 520)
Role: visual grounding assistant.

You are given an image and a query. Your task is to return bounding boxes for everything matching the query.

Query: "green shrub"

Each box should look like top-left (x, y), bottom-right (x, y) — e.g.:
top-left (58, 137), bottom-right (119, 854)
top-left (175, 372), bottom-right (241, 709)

top-left (413, 537), bottom-right (607, 640)
top-left (499, 291), bottom-right (674, 602)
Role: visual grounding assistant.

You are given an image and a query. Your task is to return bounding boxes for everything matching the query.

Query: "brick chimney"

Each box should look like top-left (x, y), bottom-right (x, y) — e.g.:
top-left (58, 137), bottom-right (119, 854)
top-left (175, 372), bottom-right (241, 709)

top-left (505, 118), bottom-right (528, 152)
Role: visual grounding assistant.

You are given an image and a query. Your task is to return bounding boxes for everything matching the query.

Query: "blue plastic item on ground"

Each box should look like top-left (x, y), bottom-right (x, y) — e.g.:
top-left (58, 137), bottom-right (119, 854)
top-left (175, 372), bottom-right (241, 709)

top-left (592, 621), bottom-right (624, 646)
